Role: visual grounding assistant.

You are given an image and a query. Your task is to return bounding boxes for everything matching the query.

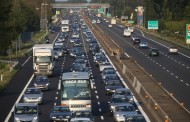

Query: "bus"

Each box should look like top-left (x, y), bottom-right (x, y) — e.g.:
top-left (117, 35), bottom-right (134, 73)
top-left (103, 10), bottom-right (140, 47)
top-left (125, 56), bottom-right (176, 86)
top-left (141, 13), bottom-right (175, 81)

top-left (61, 72), bottom-right (93, 112)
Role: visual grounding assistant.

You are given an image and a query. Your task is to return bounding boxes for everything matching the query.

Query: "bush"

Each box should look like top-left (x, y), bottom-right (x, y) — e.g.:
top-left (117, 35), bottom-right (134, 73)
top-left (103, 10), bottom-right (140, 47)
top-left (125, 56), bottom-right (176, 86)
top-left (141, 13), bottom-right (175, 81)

top-left (0, 62), bottom-right (6, 69)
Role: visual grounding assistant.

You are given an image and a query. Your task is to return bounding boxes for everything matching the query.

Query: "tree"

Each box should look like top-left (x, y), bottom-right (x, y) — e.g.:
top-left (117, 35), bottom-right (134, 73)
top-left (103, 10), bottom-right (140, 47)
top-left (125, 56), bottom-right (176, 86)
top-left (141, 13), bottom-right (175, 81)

top-left (0, 0), bottom-right (13, 55)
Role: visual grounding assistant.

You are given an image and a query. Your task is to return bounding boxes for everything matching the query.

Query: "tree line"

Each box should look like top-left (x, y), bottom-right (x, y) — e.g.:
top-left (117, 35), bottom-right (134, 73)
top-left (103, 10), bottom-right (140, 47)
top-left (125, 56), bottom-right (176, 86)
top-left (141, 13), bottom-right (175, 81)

top-left (0, 0), bottom-right (52, 56)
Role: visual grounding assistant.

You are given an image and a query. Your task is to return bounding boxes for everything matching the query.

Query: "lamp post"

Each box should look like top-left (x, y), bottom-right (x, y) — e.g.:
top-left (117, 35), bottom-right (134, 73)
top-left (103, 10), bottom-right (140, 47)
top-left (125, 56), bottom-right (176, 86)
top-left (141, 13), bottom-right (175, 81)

top-left (41, 2), bottom-right (48, 31)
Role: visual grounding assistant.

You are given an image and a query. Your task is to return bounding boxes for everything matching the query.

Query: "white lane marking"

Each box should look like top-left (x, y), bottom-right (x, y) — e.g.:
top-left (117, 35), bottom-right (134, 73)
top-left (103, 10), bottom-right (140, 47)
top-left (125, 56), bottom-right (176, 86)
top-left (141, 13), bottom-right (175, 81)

top-left (58, 80), bottom-right (61, 90)
top-left (101, 116), bottom-right (104, 120)
top-left (97, 102), bottom-right (100, 105)
top-left (186, 83), bottom-right (189, 86)
top-left (54, 103), bottom-right (56, 106)
top-left (175, 76), bottom-right (179, 79)
top-left (95, 91), bottom-right (97, 94)
top-left (180, 79), bottom-right (184, 82)
top-left (4, 74), bottom-right (34, 122)
top-left (171, 73), bottom-right (174, 75)
top-left (163, 67), bottom-right (166, 69)
top-left (135, 28), bottom-right (145, 37)
top-left (96, 95), bottom-right (99, 99)
top-left (21, 56), bottom-right (31, 67)
top-left (99, 108), bottom-right (102, 112)
top-left (55, 97), bottom-right (57, 100)
top-left (166, 70), bottom-right (169, 72)
top-left (56, 92), bottom-right (59, 94)
top-left (187, 66), bottom-right (189, 69)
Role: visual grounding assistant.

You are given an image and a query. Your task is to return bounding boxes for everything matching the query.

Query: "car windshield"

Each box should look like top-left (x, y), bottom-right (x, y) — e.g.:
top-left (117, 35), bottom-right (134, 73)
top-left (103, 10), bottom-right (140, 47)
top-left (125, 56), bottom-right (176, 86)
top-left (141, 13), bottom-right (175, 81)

top-left (35, 76), bottom-right (48, 83)
top-left (104, 70), bottom-right (115, 74)
top-left (125, 116), bottom-right (146, 122)
top-left (15, 106), bottom-right (37, 114)
top-left (106, 81), bottom-right (121, 86)
top-left (111, 97), bottom-right (128, 103)
top-left (116, 106), bottom-right (135, 112)
top-left (105, 76), bottom-right (118, 80)
top-left (116, 90), bottom-right (131, 96)
top-left (25, 89), bottom-right (41, 94)
top-left (34, 56), bottom-right (52, 63)
top-left (52, 107), bottom-right (70, 113)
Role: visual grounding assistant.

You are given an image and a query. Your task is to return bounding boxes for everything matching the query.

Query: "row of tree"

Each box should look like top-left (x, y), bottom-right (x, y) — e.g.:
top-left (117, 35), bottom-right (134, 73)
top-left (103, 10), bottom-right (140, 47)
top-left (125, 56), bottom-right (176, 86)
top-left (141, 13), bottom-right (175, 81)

top-left (0, 0), bottom-right (52, 56)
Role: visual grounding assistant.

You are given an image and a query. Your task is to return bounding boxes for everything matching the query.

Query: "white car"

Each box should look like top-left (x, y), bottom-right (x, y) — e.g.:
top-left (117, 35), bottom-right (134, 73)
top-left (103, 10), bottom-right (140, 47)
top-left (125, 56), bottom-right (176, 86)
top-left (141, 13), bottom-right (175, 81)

top-left (123, 29), bottom-right (131, 37)
top-left (97, 19), bottom-right (101, 23)
top-left (70, 118), bottom-right (92, 122)
top-left (108, 24), bottom-right (112, 27)
top-left (168, 46), bottom-right (178, 54)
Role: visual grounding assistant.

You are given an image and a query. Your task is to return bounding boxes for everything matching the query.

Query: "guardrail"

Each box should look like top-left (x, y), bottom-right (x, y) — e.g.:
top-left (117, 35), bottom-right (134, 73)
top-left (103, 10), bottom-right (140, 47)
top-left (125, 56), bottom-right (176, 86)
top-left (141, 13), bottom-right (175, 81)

top-left (83, 14), bottom-right (190, 122)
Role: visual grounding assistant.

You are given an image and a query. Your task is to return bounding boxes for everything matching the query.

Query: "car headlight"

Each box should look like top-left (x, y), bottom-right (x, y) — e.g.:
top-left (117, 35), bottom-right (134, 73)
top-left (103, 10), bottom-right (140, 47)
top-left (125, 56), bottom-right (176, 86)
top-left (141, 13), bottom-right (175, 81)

top-left (115, 114), bottom-right (120, 117)
top-left (15, 117), bottom-right (20, 121)
top-left (106, 89), bottom-right (110, 90)
top-left (34, 83), bottom-right (38, 86)
top-left (66, 116), bottom-right (70, 118)
top-left (46, 83), bottom-right (49, 86)
top-left (33, 116), bottom-right (38, 120)
top-left (111, 105), bottom-right (114, 109)
top-left (51, 116), bottom-right (56, 119)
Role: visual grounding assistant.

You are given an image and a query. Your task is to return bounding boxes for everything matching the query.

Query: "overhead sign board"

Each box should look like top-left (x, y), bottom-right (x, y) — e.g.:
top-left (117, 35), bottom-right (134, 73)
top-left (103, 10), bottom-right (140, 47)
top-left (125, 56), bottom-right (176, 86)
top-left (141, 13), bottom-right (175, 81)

top-left (148, 21), bottom-right (158, 29)
top-left (186, 24), bottom-right (190, 44)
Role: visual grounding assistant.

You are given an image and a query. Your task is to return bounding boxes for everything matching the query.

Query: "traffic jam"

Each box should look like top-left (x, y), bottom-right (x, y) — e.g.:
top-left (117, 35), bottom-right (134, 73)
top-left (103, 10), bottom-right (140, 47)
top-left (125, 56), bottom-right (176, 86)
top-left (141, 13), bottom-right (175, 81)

top-left (11, 10), bottom-right (148, 122)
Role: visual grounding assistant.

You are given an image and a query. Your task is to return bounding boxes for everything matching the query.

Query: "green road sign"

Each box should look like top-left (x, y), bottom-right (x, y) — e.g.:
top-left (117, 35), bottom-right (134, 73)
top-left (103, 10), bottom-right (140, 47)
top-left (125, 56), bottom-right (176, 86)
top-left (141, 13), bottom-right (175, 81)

top-left (148, 21), bottom-right (158, 29)
top-left (128, 20), bottom-right (134, 24)
top-left (106, 13), bottom-right (111, 17)
top-left (186, 24), bottom-right (190, 44)
top-left (98, 8), bottom-right (104, 14)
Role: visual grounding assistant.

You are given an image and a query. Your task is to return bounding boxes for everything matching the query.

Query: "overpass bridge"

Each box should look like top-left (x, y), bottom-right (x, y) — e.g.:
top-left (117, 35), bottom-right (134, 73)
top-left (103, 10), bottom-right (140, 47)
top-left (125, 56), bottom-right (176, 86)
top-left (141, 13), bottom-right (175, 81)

top-left (51, 3), bottom-right (110, 9)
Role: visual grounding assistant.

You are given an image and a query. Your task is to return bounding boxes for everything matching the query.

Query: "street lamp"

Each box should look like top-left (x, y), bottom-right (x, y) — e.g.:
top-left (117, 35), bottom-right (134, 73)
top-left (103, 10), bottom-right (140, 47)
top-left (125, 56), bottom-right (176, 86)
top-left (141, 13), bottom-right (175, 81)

top-left (41, 3), bottom-right (48, 31)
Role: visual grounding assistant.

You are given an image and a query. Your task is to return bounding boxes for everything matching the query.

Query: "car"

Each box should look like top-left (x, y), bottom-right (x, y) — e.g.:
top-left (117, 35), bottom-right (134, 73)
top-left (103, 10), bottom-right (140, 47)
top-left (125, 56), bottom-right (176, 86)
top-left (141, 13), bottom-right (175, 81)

top-left (105, 80), bottom-right (123, 95)
top-left (97, 19), bottom-right (101, 23)
top-left (109, 95), bottom-right (129, 113)
top-left (108, 24), bottom-right (113, 27)
top-left (168, 46), bottom-right (178, 54)
top-left (73, 58), bottom-right (87, 67)
top-left (49, 106), bottom-right (72, 122)
top-left (72, 32), bottom-right (80, 38)
top-left (54, 45), bottom-right (64, 57)
top-left (103, 75), bottom-right (119, 84)
top-left (113, 88), bottom-right (134, 104)
top-left (128, 26), bottom-right (134, 33)
top-left (106, 20), bottom-right (109, 23)
top-left (72, 110), bottom-right (94, 121)
top-left (33, 75), bottom-right (49, 90)
top-left (73, 39), bottom-right (82, 47)
top-left (14, 103), bottom-right (39, 122)
top-left (124, 114), bottom-right (146, 122)
top-left (123, 29), bottom-right (131, 37)
top-left (70, 37), bottom-right (78, 43)
top-left (99, 62), bottom-right (113, 72)
top-left (54, 40), bottom-right (64, 46)
top-left (131, 36), bottom-right (141, 45)
top-left (139, 41), bottom-right (148, 48)
top-left (70, 118), bottom-right (92, 122)
top-left (101, 68), bottom-right (117, 80)
top-left (57, 37), bottom-right (65, 42)
top-left (23, 87), bottom-right (43, 104)
top-left (113, 103), bottom-right (138, 122)
top-left (149, 48), bottom-right (159, 56)
top-left (62, 46), bottom-right (70, 54)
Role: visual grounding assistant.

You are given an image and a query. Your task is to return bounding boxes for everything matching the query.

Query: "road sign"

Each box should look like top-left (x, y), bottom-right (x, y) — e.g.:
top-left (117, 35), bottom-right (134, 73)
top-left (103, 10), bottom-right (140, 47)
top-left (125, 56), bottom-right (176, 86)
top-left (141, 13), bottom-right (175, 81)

top-left (186, 24), bottom-right (190, 44)
top-left (148, 21), bottom-right (158, 29)
top-left (128, 20), bottom-right (134, 24)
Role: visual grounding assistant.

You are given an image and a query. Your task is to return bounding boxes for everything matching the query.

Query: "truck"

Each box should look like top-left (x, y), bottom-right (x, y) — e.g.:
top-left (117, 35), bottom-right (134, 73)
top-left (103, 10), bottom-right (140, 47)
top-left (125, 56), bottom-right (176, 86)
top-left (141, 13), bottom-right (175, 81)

top-left (61, 20), bottom-right (70, 32)
top-left (111, 18), bottom-right (116, 25)
top-left (33, 44), bottom-right (55, 76)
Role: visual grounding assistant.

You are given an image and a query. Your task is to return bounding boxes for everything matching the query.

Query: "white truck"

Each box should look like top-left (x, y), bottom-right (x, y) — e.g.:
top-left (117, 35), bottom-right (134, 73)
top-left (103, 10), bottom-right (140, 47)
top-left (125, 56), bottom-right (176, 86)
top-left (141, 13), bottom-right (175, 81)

top-left (111, 18), bottom-right (116, 24)
top-left (33, 44), bottom-right (55, 76)
top-left (61, 20), bottom-right (70, 32)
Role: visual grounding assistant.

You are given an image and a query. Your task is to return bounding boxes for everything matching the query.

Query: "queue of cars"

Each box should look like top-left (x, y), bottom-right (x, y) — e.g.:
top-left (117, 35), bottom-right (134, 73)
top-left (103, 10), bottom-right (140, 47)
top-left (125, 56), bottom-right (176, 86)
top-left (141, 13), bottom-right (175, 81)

top-left (13, 11), bottom-right (147, 122)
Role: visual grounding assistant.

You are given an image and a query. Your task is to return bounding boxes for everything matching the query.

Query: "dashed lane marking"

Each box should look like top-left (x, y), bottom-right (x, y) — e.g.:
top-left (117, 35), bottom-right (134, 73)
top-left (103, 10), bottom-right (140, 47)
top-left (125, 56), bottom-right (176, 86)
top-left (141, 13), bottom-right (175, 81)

top-left (96, 95), bottom-right (99, 99)
top-left (101, 116), bottom-right (104, 120)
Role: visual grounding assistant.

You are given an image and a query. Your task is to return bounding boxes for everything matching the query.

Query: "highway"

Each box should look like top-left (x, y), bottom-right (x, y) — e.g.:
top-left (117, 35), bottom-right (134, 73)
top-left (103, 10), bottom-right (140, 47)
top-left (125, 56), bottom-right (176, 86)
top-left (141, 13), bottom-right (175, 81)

top-left (1, 11), bottom-right (190, 122)
top-left (0, 13), bottom-right (147, 122)
top-left (91, 15), bottom-right (190, 111)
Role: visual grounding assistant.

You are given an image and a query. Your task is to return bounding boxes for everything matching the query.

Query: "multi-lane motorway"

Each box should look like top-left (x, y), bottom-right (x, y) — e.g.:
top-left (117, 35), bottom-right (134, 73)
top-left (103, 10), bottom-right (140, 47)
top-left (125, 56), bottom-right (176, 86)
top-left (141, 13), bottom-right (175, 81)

top-left (90, 15), bottom-right (190, 111)
top-left (0, 11), bottom-right (190, 122)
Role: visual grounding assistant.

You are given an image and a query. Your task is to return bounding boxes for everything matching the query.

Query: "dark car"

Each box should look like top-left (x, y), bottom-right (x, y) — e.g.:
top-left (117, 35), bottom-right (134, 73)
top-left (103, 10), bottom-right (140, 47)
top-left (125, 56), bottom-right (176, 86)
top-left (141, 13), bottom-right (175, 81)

top-left (33, 75), bottom-right (49, 90)
top-left (133, 38), bottom-right (141, 45)
top-left (62, 46), bottom-right (70, 54)
top-left (50, 106), bottom-right (72, 122)
top-left (149, 48), bottom-right (159, 56)
top-left (105, 80), bottom-right (123, 95)
top-left (72, 110), bottom-right (94, 121)
top-left (103, 75), bottom-right (120, 84)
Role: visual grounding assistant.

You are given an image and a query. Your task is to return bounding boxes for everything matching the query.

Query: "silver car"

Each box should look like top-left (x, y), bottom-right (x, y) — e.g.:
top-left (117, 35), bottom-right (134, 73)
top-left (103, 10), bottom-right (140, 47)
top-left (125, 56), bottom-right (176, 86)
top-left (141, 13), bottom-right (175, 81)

top-left (113, 88), bottom-right (134, 104)
top-left (101, 68), bottom-right (117, 80)
top-left (14, 103), bottom-right (39, 122)
top-left (23, 87), bottom-right (43, 104)
top-left (109, 95), bottom-right (129, 113)
top-left (33, 75), bottom-right (49, 90)
top-left (113, 103), bottom-right (138, 122)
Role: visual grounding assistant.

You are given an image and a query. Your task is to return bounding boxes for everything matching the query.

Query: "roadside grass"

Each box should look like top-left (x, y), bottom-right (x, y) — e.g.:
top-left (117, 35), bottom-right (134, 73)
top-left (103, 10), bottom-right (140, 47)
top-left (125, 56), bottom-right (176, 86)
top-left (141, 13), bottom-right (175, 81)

top-left (0, 30), bottom-right (48, 92)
